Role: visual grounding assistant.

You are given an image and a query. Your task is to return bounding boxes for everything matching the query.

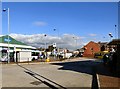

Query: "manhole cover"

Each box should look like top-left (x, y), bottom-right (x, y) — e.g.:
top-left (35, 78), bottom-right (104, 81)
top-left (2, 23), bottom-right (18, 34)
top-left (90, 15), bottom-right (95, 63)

top-left (30, 81), bottom-right (42, 85)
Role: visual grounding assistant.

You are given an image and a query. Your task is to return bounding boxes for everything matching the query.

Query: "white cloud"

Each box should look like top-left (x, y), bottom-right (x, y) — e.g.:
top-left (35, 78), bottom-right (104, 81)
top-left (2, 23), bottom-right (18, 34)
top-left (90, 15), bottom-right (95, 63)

top-left (33, 21), bottom-right (47, 26)
top-left (10, 33), bottom-right (86, 50)
top-left (89, 33), bottom-right (97, 36)
top-left (0, 35), bottom-right (3, 37)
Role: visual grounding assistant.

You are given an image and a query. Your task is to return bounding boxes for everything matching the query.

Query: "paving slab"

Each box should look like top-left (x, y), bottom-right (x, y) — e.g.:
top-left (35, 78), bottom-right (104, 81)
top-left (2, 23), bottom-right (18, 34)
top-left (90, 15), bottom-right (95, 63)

top-left (98, 75), bottom-right (120, 88)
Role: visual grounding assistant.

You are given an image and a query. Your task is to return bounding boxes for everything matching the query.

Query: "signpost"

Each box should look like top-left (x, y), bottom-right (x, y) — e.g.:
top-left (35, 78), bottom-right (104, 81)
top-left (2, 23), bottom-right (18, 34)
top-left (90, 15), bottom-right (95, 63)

top-left (53, 43), bottom-right (56, 59)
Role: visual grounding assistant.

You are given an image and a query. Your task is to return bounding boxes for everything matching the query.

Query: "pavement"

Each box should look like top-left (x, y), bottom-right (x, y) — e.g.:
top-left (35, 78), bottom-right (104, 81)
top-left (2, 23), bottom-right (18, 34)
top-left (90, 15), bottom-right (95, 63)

top-left (98, 75), bottom-right (120, 88)
top-left (82, 57), bottom-right (120, 88)
top-left (1, 57), bottom-right (120, 88)
top-left (1, 58), bottom-right (93, 88)
top-left (96, 63), bottom-right (120, 88)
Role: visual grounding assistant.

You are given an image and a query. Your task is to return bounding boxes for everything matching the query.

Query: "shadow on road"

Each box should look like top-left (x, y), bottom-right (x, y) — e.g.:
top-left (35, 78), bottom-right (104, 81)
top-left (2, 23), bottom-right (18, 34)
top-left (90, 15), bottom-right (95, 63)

top-left (24, 71), bottom-right (58, 89)
top-left (51, 60), bottom-right (120, 77)
top-left (50, 60), bottom-right (120, 89)
top-left (17, 64), bottom-right (66, 89)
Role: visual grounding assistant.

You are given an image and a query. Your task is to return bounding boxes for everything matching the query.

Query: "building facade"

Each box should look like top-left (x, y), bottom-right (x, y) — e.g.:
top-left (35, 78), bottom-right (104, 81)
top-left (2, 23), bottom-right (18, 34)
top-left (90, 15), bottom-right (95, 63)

top-left (0, 35), bottom-right (40, 62)
top-left (83, 41), bottom-right (100, 57)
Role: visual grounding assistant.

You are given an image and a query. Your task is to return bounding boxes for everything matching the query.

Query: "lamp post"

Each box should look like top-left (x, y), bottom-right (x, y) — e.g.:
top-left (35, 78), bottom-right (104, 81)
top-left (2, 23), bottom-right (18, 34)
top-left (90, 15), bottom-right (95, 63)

top-left (3, 8), bottom-right (10, 63)
top-left (108, 33), bottom-right (113, 52)
top-left (115, 25), bottom-right (117, 39)
top-left (53, 43), bottom-right (56, 60)
top-left (73, 37), bottom-right (77, 50)
top-left (109, 33), bottom-right (113, 41)
top-left (53, 29), bottom-right (60, 59)
top-left (44, 34), bottom-right (47, 59)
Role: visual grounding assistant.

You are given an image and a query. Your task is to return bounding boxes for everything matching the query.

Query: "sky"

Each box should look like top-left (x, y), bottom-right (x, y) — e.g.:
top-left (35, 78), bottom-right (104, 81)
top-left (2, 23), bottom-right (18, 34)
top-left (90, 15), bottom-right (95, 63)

top-left (1, 2), bottom-right (118, 50)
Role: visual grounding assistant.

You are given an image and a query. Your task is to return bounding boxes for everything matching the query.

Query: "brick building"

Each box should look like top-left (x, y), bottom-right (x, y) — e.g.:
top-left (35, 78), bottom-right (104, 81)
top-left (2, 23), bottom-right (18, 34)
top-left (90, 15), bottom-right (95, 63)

top-left (98, 42), bottom-right (108, 51)
top-left (108, 39), bottom-right (120, 75)
top-left (83, 41), bottom-right (100, 57)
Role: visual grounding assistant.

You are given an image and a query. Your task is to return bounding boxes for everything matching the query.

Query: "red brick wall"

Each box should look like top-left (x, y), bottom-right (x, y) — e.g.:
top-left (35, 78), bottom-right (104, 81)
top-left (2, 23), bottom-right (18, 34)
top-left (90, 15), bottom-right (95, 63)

top-left (83, 41), bottom-right (100, 57)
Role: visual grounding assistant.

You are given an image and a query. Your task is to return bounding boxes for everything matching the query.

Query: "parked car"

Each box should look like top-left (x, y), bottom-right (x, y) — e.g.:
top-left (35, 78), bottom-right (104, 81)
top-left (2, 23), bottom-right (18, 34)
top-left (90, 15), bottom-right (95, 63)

top-left (102, 52), bottom-right (114, 66)
top-left (0, 56), bottom-right (8, 62)
top-left (94, 51), bottom-right (109, 59)
top-left (77, 52), bottom-right (83, 57)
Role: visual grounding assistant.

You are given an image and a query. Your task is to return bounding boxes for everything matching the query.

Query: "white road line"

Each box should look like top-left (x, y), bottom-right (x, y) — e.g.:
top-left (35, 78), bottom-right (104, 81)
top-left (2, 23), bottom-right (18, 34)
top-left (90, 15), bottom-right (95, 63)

top-left (96, 74), bottom-right (101, 89)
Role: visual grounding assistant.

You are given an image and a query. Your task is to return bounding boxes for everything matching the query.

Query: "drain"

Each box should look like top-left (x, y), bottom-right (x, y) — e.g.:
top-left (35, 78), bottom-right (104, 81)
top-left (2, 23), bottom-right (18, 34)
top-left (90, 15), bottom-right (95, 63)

top-left (30, 81), bottom-right (42, 85)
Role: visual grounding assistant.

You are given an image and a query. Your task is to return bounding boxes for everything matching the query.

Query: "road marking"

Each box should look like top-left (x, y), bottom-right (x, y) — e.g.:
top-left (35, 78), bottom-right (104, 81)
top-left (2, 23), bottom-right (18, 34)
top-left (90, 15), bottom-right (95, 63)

top-left (96, 74), bottom-right (100, 89)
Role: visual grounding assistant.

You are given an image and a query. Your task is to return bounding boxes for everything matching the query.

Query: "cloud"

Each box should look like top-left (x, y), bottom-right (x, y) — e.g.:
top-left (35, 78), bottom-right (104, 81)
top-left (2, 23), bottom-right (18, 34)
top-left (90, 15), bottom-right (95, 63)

top-left (0, 35), bottom-right (3, 37)
top-left (89, 33), bottom-right (97, 36)
top-left (10, 33), bottom-right (86, 50)
top-left (33, 21), bottom-right (47, 26)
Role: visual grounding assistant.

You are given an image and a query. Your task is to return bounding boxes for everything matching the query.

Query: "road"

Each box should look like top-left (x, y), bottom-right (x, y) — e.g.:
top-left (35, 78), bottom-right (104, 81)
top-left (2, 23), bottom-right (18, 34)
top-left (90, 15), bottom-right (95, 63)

top-left (1, 58), bottom-right (101, 88)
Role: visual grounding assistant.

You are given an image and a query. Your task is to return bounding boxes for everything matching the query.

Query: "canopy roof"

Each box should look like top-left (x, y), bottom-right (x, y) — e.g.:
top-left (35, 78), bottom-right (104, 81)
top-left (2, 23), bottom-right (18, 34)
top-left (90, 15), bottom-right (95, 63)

top-left (0, 35), bottom-right (27, 46)
top-left (0, 35), bottom-right (36, 49)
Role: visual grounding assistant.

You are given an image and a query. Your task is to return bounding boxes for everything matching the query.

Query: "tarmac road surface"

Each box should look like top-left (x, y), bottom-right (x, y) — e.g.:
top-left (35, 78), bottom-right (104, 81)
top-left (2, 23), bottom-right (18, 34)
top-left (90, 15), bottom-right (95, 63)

top-left (1, 58), bottom-right (100, 88)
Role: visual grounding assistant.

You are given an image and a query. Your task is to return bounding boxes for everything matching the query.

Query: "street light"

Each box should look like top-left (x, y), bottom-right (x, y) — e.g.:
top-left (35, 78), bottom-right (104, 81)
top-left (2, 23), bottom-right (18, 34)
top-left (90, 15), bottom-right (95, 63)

top-left (44, 34), bottom-right (47, 59)
top-left (53, 29), bottom-right (57, 59)
top-left (109, 33), bottom-right (113, 41)
top-left (115, 25), bottom-right (117, 39)
top-left (53, 29), bottom-right (60, 59)
top-left (3, 8), bottom-right (10, 63)
top-left (73, 37), bottom-right (77, 50)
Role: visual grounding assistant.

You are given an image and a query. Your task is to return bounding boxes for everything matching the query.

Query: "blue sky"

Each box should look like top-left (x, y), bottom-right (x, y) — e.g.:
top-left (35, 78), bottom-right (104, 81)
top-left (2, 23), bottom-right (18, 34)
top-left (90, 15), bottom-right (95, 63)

top-left (2, 2), bottom-right (118, 49)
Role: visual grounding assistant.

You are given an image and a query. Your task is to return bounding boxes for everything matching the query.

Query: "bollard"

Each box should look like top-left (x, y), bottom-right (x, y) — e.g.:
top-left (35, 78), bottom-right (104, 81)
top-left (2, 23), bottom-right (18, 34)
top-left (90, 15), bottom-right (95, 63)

top-left (46, 57), bottom-right (50, 62)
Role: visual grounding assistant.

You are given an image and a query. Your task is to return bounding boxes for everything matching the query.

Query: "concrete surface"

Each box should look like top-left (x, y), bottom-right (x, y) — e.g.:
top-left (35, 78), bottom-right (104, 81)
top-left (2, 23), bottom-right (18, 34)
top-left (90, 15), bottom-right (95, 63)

top-left (1, 58), bottom-right (99, 88)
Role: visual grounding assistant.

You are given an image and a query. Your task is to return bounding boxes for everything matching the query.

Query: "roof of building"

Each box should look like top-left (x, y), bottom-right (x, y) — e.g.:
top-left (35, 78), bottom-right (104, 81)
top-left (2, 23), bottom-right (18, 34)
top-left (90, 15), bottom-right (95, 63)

top-left (0, 35), bottom-right (37, 49)
top-left (0, 35), bottom-right (27, 46)
top-left (98, 42), bottom-right (108, 45)
top-left (84, 41), bottom-right (99, 47)
top-left (108, 39), bottom-right (120, 45)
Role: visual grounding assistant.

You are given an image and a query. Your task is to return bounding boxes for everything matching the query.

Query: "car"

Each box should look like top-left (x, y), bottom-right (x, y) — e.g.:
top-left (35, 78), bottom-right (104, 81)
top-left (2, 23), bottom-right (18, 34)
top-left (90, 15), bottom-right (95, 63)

top-left (94, 51), bottom-right (109, 59)
top-left (102, 52), bottom-right (114, 66)
top-left (77, 52), bottom-right (83, 57)
top-left (0, 56), bottom-right (8, 62)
